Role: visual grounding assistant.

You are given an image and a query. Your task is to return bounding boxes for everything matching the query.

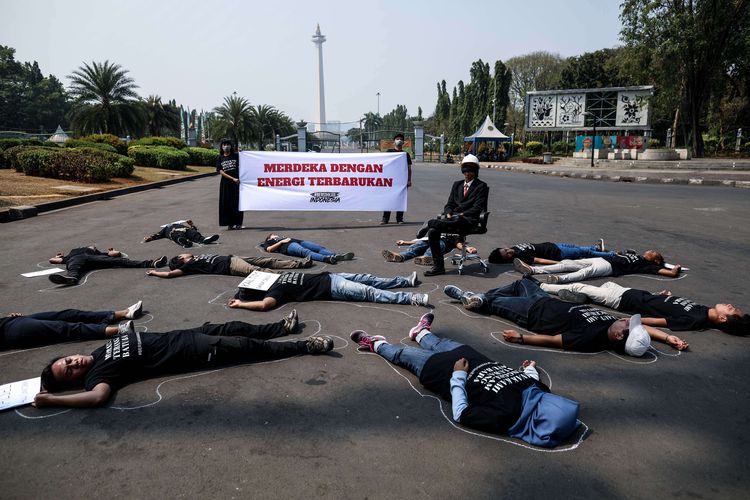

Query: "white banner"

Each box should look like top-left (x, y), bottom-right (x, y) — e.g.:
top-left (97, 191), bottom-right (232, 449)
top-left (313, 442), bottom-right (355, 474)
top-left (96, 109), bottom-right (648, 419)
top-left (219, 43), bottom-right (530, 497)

top-left (239, 152), bottom-right (408, 211)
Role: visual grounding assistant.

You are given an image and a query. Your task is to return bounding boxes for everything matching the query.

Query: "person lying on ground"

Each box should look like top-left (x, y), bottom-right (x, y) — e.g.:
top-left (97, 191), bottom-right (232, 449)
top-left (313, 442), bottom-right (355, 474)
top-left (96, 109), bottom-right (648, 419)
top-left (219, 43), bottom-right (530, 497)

top-left (350, 313), bottom-right (580, 448)
top-left (146, 252), bottom-right (312, 279)
top-left (489, 240), bottom-right (615, 265)
top-left (443, 278), bottom-right (689, 355)
top-left (1, 301), bottom-right (143, 350)
top-left (48, 247), bottom-right (167, 286)
top-left (540, 281), bottom-right (749, 336)
top-left (34, 311), bottom-right (334, 409)
top-left (512, 250), bottom-right (681, 284)
top-left (143, 219), bottom-right (219, 248)
top-left (227, 271), bottom-right (429, 311)
top-left (260, 234), bottom-right (354, 264)
top-left (382, 235), bottom-right (476, 266)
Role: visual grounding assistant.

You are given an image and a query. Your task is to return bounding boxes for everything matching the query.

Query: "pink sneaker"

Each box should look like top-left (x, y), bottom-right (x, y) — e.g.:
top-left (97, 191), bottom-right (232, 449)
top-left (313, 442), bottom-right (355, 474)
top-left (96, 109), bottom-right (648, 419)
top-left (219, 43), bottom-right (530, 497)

top-left (350, 330), bottom-right (386, 352)
top-left (409, 313), bottom-right (434, 340)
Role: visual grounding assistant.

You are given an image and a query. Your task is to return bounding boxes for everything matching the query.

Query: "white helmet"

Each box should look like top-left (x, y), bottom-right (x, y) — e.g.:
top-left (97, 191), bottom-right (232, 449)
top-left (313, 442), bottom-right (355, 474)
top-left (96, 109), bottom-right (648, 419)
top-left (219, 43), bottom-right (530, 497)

top-left (462, 154), bottom-right (479, 166)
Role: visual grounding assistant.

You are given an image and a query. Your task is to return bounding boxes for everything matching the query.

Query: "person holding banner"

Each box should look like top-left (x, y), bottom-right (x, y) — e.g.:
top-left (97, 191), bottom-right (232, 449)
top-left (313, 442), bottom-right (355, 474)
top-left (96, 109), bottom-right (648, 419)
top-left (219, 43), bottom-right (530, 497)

top-left (349, 313), bottom-right (580, 448)
top-left (216, 139), bottom-right (243, 230)
top-left (227, 270), bottom-right (429, 311)
top-left (34, 314), bottom-right (334, 408)
top-left (381, 133), bottom-right (412, 225)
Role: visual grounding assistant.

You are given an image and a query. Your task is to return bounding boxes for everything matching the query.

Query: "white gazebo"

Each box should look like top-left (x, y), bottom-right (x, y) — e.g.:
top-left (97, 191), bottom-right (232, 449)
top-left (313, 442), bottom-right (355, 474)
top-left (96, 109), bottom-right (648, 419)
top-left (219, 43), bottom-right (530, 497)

top-left (463, 115), bottom-right (511, 157)
top-left (46, 125), bottom-right (70, 144)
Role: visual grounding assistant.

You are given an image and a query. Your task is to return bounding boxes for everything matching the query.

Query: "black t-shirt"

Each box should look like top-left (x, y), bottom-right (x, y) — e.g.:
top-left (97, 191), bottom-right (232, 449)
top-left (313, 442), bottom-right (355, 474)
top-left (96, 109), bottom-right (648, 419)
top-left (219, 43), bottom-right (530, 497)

top-left (387, 148), bottom-right (412, 166)
top-left (84, 332), bottom-right (187, 391)
top-left (603, 254), bottom-right (663, 276)
top-left (419, 345), bottom-right (546, 434)
top-left (527, 297), bottom-right (617, 352)
top-left (236, 272), bottom-right (332, 305)
top-left (260, 235), bottom-right (301, 254)
top-left (180, 254), bottom-right (231, 275)
top-left (619, 290), bottom-right (710, 331)
top-left (513, 242), bottom-right (562, 264)
top-left (216, 153), bottom-right (239, 176)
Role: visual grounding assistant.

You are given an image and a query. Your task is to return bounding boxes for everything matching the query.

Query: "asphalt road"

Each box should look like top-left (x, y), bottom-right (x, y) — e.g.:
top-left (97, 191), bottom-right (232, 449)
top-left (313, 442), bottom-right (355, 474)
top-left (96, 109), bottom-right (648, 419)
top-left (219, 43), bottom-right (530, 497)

top-left (1, 163), bottom-right (748, 499)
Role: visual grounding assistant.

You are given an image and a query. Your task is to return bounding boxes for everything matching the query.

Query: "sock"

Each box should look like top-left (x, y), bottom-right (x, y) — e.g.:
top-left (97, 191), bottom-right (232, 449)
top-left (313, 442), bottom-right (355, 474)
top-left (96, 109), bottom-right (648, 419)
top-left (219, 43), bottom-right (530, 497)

top-left (415, 331), bottom-right (429, 343)
top-left (373, 340), bottom-right (387, 352)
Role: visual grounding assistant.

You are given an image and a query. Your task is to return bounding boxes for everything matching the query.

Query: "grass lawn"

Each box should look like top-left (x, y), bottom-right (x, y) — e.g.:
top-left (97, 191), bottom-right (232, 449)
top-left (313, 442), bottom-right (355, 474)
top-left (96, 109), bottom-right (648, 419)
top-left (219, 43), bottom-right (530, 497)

top-left (0, 165), bottom-right (215, 208)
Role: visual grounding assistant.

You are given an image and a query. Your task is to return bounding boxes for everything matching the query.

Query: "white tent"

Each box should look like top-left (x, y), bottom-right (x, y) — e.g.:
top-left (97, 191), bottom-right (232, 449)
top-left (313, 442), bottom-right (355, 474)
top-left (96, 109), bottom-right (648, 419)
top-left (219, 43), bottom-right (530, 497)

top-left (463, 115), bottom-right (512, 157)
top-left (47, 125), bottom-right (70, 144)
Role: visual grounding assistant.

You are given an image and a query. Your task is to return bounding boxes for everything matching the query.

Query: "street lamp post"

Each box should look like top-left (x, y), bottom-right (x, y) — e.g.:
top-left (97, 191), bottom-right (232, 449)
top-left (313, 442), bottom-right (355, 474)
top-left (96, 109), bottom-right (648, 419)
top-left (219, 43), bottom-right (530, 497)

top-left (584, 111), bottom-right (597, 168)
top-left (376, 92), bottom-right (380, 116)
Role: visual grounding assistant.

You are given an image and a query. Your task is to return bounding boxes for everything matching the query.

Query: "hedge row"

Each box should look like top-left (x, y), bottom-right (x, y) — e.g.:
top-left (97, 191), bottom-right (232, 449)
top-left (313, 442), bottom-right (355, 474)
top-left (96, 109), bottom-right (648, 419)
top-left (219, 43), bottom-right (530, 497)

top-left (186, 147), bottom-right (219, 166)
top-left (1, 144), bottom-right (61, 168)
top-left (130, 136), bottom-right (187, 149)
top-left (0, 138), bottom-right (50, 152)
top-left (80, 134), bottom-right (129, 155)
top-left (64, 139), bottom-right (119, 154)
top-left (13, 147), bottom-right (134, 182)
top-left (128, 145), bottom-right (189, 170)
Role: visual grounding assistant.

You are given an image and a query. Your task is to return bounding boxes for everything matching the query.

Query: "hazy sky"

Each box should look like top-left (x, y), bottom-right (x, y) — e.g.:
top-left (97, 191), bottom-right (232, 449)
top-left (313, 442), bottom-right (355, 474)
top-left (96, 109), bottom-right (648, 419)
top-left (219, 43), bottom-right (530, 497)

top-left (2, 0), bottom-right (623, 129)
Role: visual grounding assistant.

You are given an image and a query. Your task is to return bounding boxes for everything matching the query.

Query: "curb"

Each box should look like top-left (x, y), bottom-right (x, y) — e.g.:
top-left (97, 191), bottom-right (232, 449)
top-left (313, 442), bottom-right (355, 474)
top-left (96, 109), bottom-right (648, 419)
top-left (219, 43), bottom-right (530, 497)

top-left (0, 171), bottom-right (217, 223)
top-left (483, 164), bottom-right (746, 188)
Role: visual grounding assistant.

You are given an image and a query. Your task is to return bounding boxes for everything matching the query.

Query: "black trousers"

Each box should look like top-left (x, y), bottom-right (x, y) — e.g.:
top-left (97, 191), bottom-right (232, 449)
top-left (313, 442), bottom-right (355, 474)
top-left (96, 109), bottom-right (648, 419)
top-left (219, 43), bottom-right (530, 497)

top-left (66, 255), bottom-right (152, 281)
top-left (426, 217), bottom-right (475, 267)
top-left (0, 309), bottom-right (112, 350)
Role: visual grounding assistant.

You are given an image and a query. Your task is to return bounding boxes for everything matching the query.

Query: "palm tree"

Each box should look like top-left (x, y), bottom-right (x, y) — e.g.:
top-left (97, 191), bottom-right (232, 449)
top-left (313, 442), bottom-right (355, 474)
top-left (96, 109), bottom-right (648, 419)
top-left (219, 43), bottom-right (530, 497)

top-left (250, 104), bottom-right (295, 148)
top-left (363, 111), bottom-right (383, 144)
top-left (143, 95), bottom-right (180, 137)
top-left (212, 95), bottom-right (255, 146)
top-left (67, 60), bottom-right (145, 136)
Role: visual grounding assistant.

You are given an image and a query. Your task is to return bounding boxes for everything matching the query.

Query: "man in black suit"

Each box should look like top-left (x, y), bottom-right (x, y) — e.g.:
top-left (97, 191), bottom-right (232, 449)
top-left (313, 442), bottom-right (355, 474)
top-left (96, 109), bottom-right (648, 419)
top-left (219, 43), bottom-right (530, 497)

top-left (419, 154), bottom-right (489, 276)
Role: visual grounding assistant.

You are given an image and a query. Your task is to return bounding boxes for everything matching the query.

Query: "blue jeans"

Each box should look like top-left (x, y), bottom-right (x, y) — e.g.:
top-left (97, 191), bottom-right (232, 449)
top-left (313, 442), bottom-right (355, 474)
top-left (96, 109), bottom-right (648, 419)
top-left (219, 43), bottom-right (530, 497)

top-left (1, 309), bottom-right (113, 350)
top-left (329, 273), bottom-right (413, 304)
top-left (285, 241), bottom-right (335, 262)
top-left (377, 332), bottom-right (463, 377)
top-left (477, 279), bottom-right (549, 328)
top-left (555, 243), bottom-right (615, 260)
top-left (400, 240), bottom-right (447, 260)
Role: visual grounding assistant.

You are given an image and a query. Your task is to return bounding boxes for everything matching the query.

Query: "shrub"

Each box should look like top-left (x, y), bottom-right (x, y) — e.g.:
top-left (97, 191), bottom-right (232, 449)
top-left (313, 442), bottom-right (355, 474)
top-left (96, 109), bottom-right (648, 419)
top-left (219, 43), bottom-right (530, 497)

top-left (186, 147), bottom-right (219, 166)
top-left (0, 138), bottom-right (48, 152)
top-left (80, 134), bottom-right (128, 155)
top-left (15, 147), bottom-right (134, 182)
top-left (648, 138), bottom-right (663, 149)
top-left (449, 144), bottom-right (461, 155)
top-left (130, 136), bottom-right (187, 149)
top-left (64, 139), bottom-right (118, 154)
top-left (128, 145), bottom-right (189, 170)
top-left (3, 145), bottom-right (60, 170)
top-left (702, 136), bottom-right (718, 155)
top-left (551, 141), bottom-right (574, 155)
top-left (524, 141), bottom-right (545, 155)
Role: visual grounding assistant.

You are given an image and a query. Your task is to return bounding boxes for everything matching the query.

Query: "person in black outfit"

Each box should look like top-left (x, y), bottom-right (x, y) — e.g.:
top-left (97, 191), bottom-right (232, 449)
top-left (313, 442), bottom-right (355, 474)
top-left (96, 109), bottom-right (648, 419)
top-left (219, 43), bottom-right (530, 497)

top-left (350, 313), bottom-right (580, 448)
top-left (381, 133), bottom-right (412, 225)
top-left (146, 252), bottom-right (311, 279)
top-left (143, 219), bottom-right (219, 248)
top-left (540, 281), bottom-right (750, 336)
top-left (0, 301), bottom-right (142, 350)
top-left (33, 314), bottom-right (334, 408)
top-left (443, 278), bottom-right (689, 355)
top-left (417, 154), bottom-right (489, 276)
top-left (216, 138), bottom-right (243, 230)
top-left (48, 247), bottom-right (167, 286)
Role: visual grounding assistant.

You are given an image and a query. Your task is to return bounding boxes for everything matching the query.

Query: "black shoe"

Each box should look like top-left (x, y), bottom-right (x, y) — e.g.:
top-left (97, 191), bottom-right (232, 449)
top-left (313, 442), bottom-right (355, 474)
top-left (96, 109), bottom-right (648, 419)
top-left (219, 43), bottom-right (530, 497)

top-left (324, 255), bottom-right (337, 264)
top-left (424, 266), bottom-right (445, 277)
top-left (299, 256), bottom-right (313, 268)
top-left (177, 236), bottom-right (192, 247)
top-left (152, 256), bottom-right (168, 268)
top-left (283, 309), bottom-right (300, 334)
top-left (335, 252), bottom-right (355, 261)
top-left (558, 289), bottom-right (588, 304)
top-left (49, 274), bottom-right (77, 286)
top-left (397, 220), bottom-right (405, 224)
top-left (202, 234), bottom-right (220, 244)
top-left (380, 220), bottom-right (389, 225)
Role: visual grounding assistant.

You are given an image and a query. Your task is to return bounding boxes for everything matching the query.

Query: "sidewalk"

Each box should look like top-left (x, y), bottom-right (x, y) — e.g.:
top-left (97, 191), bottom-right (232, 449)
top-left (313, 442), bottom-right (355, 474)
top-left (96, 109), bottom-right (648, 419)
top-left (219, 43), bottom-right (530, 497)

top-left (433, 157), bottom-right (750, 188)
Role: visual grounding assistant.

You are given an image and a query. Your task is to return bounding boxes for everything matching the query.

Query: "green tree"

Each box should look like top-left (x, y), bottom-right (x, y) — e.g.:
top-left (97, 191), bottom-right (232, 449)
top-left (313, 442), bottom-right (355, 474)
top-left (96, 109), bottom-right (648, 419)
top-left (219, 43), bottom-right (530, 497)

top-left (250, 104), bottom-right (294, 149)
top-left (362, 111), bottom-right (382, 142)
top-left (67, 60), bottom-right (145, 137)
top-left (558, 47), bottom-right (638, 89)
top-left (620, 0), bottom-right (750, 156)
top-left (211, 95), bottom-right (255, 146)
top-left (143, 95), bottom-right (180, 137)
top-left (382, 104), bottom-right (411, 133)
top-left (491, 60), bottom-right (512, 128)
top-left (505, 51), bottom-right (565, 110)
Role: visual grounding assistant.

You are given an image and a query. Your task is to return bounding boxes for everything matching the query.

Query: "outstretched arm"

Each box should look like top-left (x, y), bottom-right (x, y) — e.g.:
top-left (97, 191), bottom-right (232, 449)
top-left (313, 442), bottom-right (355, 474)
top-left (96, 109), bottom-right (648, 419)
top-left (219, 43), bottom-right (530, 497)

top-left (533, 257), bottom-right (559, 265)
top-left (503, 329), bottom-right (564, 349)
top-left (640, 317), bottom-right (668, 327)
top-left (33, 383), bottom-right (111, 408)
top-left (227, 297), bottom-right (277, 311)
top-left (146, 269), bottom-right (184, 279)
top-left (644, 325), bottom-right (689, 350)
top-left (657, 265), bottom-right (681, 277)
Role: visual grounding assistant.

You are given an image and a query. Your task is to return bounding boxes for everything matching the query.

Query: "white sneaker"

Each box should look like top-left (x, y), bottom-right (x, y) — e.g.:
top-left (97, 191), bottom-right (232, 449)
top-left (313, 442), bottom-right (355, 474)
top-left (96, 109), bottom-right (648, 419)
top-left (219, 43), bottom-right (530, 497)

top-left (118, 320), bottom-right (135, 335)
top-left (407, 271), bottom-right (419, 287)
top-left (411, 293), bottom-right (429, 306)
top-left (125, 300), bottom-right (143, 319)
